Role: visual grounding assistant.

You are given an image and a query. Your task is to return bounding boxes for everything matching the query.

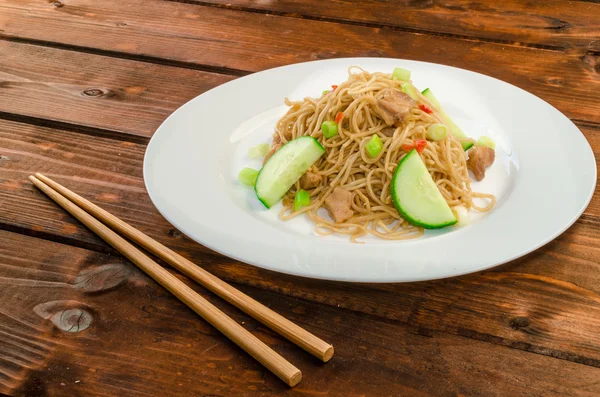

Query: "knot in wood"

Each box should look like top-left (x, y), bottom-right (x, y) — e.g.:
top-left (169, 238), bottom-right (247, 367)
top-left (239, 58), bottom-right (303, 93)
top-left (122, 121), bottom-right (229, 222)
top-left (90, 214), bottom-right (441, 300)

top-left (34, 300), bottom-right (94, 332)
top-left (545, 77), bottom-right (564, 86)
top-left (312, 51), bottom-right (337, 60)
top-left (167, 228), bottom-right (182, 238)
top-left (52, 1), bottom-right (63, 7)
top-left (83, 88), bottom-right (104, 97)
top-left (73, 263), bottom-right (132, 293)
top-left (582, 54), bottom-right (600, 74)
top-left (509, 316), bottom-right (530, 330)
top-left (52, 309), bottom-right (92, 332)
top-left (544, 18), bottom-right (569, 31)
top-left (142, 305), bottom-right (157, 314)
top-left (54, 309), bottom-right (93, 332)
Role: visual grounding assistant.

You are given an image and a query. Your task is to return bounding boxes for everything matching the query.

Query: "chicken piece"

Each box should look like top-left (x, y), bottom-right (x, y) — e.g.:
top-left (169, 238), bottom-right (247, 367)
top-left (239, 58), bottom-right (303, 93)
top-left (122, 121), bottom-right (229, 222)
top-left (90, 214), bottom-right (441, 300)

top-left (324, 187), bottom-right (354, 223)
top-left (467, 146), bottom-right (495, 181)
top-left (300, 171), bottom-right (322, 189)
top-left (376, 89), bottom-right (416, 126)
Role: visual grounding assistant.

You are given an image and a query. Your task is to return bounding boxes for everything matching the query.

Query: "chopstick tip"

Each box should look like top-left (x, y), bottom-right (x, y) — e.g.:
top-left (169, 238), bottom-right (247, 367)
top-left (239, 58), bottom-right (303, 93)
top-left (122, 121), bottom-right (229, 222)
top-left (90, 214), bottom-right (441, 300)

top-left (28, 175), bottom-right (38, 183)
top-left (322, 346), bottom-right (334, 362)
top-left (289, 370), bottom-right (302, 388)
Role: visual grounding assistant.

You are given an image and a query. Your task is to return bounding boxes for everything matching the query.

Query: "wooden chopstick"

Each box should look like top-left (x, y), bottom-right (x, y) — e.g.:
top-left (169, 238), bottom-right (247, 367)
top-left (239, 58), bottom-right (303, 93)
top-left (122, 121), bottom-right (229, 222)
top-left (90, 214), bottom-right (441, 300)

top-left (34, 173), bottom-right (334, 363)
top-left (29, 175), bottom-right (302, 387)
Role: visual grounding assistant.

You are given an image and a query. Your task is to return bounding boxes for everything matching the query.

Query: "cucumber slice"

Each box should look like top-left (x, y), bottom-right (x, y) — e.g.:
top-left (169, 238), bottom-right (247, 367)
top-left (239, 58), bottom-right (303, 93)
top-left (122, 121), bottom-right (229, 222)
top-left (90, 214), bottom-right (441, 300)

top-left (391, 149), bottom-right (457, 229)
top-left (421, 88), bottom-right (472, 151)
top-left (255, 136), bottom-right (325, 208)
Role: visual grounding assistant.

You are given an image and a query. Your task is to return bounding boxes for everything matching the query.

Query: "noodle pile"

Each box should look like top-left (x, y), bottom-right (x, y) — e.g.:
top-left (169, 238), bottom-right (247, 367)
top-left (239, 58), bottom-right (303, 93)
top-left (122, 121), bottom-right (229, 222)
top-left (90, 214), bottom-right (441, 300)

top-left (274, 67), bottom-right (495, 242)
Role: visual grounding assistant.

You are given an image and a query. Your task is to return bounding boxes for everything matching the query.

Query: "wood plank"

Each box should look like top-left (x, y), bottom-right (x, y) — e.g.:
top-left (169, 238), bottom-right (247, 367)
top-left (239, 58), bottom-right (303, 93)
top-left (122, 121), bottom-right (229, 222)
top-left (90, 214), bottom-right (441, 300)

top-left (0, 117), bottom-right (195, 254)
top-left (1, 229), bottom-right (599, 396)
top-left (195, 0), bottom-right (600, 50)
top-left (0, 41), bottom-right (233, 137)
top-left (2, 117), bottom-right (600, 368)
top-left (1, 0), bottom-right (600, 125)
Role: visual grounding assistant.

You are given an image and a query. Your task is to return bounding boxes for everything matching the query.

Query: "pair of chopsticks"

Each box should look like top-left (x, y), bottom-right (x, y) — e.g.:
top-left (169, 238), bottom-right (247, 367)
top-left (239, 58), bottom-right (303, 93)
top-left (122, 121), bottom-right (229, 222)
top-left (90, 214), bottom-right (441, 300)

top-left (29, 173), bottom-right (333, 387)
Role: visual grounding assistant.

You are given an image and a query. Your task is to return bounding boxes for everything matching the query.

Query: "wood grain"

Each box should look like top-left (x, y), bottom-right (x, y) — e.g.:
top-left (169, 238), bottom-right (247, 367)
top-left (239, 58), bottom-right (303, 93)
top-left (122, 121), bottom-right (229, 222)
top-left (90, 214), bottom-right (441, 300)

top-left (193, 0), bottom-right (600, 50)
top-left (1, 0), bottom-right (600, 125)
top-left (2, 118), bottom-right (600, 368)
top-left (1, 229), bottom-right (599, 396)
top-left (0, 40), bottom-right (233, 137)
top-left (0, 118), bottom-right (216, 254)
top-left (1, 0), bottom-right (600, 395)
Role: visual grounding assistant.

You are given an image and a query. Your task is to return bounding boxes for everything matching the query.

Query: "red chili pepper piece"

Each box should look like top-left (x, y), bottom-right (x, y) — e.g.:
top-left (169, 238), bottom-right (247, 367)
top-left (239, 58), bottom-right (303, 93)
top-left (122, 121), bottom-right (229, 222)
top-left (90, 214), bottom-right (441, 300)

top-left (335, 112), bottom-right (343, 123)
top-left (415, 139), bottom-right (427, 153)
top-left (419, 104), bottom-right (433, 114)
top-left (402, 140), bottom-right (428, 153)
top-left (331, 85), bottom-right (338, 90)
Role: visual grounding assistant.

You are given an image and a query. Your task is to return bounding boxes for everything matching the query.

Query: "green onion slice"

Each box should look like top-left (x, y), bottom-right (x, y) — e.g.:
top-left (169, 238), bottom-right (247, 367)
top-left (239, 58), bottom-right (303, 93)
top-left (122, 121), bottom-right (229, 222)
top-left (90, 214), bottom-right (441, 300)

top-left (238, 167), bottom-right (259, 186)
top-left (427, 124), bottom-right (448, 141)
top-left (401, 83), bottom-right (419, 100)
top-left (365, 134), bottom-right (383, 158)
top-left (321, 121), bottom-right (338, 138)
top-left (392, 67), bottom-right (411, 82)
top-left (248, 143), bottom-right (271, 159)
top-left (477, 136), bottom-right (496, 149)
top-left (294, 189), bottom-right (311, 211)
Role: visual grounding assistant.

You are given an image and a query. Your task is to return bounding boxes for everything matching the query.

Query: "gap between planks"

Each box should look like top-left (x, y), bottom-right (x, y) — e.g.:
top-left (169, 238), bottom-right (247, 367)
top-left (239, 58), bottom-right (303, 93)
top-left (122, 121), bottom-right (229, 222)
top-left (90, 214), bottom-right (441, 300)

top-left (0, 112), bottom-right (150, 146)
top-left (1, 225), bottom-right (600, 370)
top-left (160, 0), bottom-right (567, 52)
top-left (0, 35), bottom-right (250, 77)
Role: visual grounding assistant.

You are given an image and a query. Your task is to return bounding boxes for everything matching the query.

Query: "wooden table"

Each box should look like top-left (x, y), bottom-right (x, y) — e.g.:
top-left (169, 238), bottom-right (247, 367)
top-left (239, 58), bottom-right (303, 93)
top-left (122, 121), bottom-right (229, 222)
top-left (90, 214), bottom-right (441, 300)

top-left (1, 1), bottom-right (600, 395)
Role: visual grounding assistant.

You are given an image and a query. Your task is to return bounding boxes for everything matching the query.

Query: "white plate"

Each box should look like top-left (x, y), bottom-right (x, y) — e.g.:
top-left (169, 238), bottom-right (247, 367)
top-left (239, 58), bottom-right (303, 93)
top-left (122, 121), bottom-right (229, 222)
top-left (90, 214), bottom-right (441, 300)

top-left (144, 58), bottom-right (596, 282)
